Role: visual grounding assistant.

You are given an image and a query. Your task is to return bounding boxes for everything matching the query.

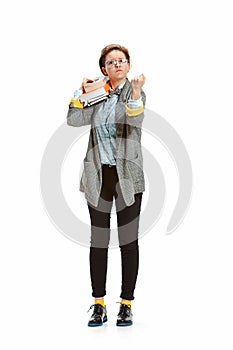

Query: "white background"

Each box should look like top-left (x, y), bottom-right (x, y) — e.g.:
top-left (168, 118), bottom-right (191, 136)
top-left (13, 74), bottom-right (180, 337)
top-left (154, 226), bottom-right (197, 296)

top-left (1, 0), bottom-right (233, 349)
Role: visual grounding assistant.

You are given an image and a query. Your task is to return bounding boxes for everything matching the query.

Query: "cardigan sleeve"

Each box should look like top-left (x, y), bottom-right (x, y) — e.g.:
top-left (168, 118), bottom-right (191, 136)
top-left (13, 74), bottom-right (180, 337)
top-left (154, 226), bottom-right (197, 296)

top-left (126, 89), bottom-right (146, 117)
top-left (124, 89), bottom-right (146, 127)
top-left (66, 103), bottom-right (94, 127)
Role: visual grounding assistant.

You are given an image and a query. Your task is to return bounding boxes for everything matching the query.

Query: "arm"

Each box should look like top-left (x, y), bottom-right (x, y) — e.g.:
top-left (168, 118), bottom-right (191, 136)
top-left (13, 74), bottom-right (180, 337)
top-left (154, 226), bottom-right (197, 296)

top-left (66, 103), bottom-right (94, 127)
top-left (130, 74), bottom-right (146, 101)
top-left (125, 90), bottom-right (146, 127)
top-left (125, 74), bottom-right (146, 126)
top-left (126, 74), bottom-right (146, 118)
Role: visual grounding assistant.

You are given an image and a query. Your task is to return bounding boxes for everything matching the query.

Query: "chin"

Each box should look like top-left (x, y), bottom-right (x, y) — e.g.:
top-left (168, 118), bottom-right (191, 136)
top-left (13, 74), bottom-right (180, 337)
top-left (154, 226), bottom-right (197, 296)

top-left (116, 73), bottom-right (126, 78)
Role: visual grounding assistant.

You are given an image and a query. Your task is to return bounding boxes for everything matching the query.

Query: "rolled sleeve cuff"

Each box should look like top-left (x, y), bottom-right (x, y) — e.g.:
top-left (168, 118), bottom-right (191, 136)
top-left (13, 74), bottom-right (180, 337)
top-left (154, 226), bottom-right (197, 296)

top-left (127, 97), bottom-right (142, 109)
top-left (69, 97), bottom-right (84, 108)
top-left (126, 101), bottom-right (144, 116)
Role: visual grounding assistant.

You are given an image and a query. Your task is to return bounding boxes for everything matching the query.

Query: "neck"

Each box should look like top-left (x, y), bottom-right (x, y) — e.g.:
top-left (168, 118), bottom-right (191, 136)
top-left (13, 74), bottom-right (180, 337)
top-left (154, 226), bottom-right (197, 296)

top-left (109, 78), bottom-right (126, 90)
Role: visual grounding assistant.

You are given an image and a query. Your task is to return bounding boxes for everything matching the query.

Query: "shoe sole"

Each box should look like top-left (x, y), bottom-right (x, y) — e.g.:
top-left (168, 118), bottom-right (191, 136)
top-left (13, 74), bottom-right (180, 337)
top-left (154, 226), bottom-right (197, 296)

top-left (88, 316), bottom-right (108, 327)
top-left (116, 321), bottom-right (133, 327)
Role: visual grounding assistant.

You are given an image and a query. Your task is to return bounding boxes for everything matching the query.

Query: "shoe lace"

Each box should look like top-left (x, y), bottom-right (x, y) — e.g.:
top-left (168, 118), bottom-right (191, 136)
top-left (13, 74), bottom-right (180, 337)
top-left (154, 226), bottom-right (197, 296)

top-left (116, 302), bottom-right (131, 317)
top-left (87, 304), bottom-right (103, 315)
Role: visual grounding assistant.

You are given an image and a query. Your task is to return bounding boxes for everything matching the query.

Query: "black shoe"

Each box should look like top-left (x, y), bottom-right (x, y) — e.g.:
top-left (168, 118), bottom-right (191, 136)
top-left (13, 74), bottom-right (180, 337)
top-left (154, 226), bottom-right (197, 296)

top-left (88, 304), bottom-right (107, 327)
top-left (116, 303), bottom-right (133, 326)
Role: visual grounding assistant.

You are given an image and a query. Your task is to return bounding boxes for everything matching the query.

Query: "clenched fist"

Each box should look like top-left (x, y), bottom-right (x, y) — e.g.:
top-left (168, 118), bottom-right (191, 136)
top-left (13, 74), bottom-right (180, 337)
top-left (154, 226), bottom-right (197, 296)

top-left (130, 74), bottom-right (146, 100)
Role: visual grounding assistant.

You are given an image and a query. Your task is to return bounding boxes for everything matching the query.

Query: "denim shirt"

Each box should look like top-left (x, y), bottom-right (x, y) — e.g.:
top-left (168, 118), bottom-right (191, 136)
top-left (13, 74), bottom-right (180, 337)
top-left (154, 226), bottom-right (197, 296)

top-left (94, 81), bottom-right (141, 166)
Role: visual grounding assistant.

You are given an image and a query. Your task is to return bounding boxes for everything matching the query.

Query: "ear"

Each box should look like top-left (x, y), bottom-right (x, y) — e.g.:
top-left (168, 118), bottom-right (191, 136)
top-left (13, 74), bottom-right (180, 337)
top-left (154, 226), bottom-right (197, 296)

top-left (101, 67), bottom-right (108, 76)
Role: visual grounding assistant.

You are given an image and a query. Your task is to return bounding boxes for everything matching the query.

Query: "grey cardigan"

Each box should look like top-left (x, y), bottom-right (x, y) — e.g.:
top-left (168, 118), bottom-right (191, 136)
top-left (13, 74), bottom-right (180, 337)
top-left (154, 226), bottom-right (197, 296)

top-left (67, 79), bottom-right (146, 207)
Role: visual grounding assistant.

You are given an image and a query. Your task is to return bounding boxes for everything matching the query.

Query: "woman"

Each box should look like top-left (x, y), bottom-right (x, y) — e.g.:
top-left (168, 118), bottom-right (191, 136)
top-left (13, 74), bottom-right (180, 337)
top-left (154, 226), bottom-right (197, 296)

top-left (67, 44), bottom-right (146, 326)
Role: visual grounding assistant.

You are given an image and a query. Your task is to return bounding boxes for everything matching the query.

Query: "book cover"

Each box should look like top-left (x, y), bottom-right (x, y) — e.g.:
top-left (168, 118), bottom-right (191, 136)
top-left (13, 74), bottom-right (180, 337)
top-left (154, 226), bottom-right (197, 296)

top-left (83, 77), bottom-right (107, 93)
top-left (79, 86), bottom-right (109, 102)
top-left (86, 95), bottom-right (109, 106)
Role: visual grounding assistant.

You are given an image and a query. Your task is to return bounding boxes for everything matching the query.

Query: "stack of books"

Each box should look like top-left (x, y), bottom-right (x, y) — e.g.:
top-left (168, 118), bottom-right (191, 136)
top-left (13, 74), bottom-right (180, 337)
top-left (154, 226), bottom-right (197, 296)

top-left (79, 76), bottom-right (110, 107)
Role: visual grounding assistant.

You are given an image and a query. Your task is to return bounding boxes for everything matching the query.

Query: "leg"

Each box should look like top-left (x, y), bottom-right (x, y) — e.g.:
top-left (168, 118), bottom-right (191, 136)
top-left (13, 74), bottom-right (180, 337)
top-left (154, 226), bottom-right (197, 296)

top-left (88, 165), bottom-right (116, 297)
top-left (88, 198), bottom-right (113, 297)
top-left (116, 192), bottom-right (143, 300)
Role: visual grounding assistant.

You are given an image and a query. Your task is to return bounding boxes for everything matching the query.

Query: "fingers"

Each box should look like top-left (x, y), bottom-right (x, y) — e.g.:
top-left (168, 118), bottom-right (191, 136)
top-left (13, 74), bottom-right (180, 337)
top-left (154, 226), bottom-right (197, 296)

top-left (131, 74), bottom-right (146, 88)
top-left (132, 74), bottom-right (146, 82)
top-left (133, 74), bottom-right (145, 79)
top-left (138, 74), bottom-right (146, 83)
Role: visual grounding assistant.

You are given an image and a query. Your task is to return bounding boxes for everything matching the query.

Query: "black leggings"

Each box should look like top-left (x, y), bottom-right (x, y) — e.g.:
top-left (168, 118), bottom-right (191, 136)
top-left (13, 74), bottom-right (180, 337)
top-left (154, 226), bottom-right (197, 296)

top-left (88, 165), bottom-right (142, 300)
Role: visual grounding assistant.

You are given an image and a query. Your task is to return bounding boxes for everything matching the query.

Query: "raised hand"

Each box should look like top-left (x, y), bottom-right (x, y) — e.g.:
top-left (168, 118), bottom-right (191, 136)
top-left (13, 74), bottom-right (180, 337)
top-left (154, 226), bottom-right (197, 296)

top-left (130, 74), bottom-right (146, 100)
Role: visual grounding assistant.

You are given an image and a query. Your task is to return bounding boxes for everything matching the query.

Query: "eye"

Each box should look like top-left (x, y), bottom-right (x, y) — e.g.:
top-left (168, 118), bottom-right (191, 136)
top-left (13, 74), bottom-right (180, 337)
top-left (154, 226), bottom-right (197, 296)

top-left (106, 60), bottom-right (116, 66)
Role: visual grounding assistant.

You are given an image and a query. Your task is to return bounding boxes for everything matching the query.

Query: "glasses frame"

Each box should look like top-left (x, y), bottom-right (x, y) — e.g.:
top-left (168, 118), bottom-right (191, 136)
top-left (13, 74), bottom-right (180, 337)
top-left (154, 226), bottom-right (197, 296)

top-left (105, 58), bottom-right (128, 67)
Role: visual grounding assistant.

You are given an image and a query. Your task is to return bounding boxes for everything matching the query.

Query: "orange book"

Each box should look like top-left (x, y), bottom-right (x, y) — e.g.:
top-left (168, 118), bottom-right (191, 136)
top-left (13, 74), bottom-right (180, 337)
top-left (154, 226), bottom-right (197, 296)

top-left (79, 79), bottom-right (110, 103)
top-left (83, 77), bottom-right (107, 93)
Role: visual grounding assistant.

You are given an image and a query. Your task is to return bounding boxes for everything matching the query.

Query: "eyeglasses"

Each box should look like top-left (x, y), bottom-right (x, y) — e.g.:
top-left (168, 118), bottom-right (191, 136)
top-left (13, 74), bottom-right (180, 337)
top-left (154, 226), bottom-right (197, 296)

top-left (105, 58), bottom-right (128, 67)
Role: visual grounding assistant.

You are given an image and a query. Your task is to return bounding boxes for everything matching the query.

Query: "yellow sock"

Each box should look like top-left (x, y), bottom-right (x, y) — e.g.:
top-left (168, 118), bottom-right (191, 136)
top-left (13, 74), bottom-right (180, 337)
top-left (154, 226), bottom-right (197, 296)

top-left (94, 298), bottom-right (105, 307)
top-left (121, 299), bottom-right (131, 308)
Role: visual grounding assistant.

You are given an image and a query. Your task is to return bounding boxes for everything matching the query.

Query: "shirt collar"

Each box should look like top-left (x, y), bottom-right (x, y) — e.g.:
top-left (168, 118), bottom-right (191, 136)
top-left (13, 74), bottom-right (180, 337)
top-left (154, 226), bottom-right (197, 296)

top-left (109, 80), bottom-right (126, 96)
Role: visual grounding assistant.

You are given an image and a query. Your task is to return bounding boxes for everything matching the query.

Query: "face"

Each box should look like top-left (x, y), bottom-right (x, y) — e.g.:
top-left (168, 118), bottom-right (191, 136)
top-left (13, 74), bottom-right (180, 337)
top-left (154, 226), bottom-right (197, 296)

top-left (102, 50), bottom-right (130, 85)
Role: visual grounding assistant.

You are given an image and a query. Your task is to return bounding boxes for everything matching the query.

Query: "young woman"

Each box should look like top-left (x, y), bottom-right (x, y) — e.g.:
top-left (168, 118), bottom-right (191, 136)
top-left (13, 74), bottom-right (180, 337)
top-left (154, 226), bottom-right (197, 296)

top-left (67, 44), bottom-right (146, 326)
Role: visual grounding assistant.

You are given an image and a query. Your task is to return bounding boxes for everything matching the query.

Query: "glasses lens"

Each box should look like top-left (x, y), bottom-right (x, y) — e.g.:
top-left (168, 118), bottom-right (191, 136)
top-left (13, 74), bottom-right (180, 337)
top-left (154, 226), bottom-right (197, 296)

top-left (106, 58), bottom-right (128, 66)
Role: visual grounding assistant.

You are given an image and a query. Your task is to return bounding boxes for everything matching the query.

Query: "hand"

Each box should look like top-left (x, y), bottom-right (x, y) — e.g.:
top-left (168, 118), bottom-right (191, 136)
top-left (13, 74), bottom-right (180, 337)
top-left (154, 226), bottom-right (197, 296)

top-left (82, 77), bottom-right (94, 85)
top-left (130, 74), bottom-right (146, 100)
top-left (80, 77), bottom-right (94, 92)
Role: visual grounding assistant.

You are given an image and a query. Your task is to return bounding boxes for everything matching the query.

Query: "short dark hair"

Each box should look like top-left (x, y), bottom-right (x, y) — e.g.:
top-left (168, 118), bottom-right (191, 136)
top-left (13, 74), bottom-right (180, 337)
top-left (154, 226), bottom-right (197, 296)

top-left (99, 44), bottom-right (130, 74)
